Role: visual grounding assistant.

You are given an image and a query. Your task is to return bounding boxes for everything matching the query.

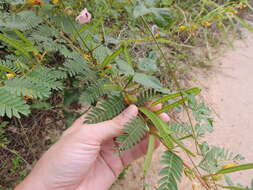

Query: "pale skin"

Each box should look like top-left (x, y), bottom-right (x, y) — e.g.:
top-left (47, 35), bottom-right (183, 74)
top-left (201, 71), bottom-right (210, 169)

top-left (15, 104), bottom-right (169, 190)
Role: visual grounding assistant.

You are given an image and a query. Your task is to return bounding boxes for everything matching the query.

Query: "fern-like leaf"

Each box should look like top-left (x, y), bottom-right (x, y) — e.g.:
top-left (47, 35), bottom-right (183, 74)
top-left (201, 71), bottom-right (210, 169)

top-left (26, 66), bottom-right (64, 90)
top-left (85, 95), bottom-right (126, 124)
top-left (0, 59), bottom-right (23, 73)
top-left (0, 33), bottom-right (30, 58)
top-left (3, 78), bottom-right (51, 99)
top-left (62, 54), bottom-right (92, 77)
top-left (0, 88), bottom-right (30, 118)
top-left (171, 122), bottom-right (192, 139)
top-left (79, 80), bottom-right (107, 104)
top-left (137, 89), bottom-right (162, 106)
top-left (31, 24), bottom-right (59, 40)
top-left (0, 11), bottom-right (43, 31)
top-left (158, 151), bottom-right (183, 190)
top-left (1, 56), bottom-right (30, 73)
top-left (116, 116), bottom-right (148, 153)
top-left (199, 142), bottom-right (245, 173)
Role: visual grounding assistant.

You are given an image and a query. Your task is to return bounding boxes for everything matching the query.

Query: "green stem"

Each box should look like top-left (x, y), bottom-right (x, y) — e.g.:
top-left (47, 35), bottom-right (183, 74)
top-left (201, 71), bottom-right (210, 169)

top-left (127, 0), bottom-right (199, 154)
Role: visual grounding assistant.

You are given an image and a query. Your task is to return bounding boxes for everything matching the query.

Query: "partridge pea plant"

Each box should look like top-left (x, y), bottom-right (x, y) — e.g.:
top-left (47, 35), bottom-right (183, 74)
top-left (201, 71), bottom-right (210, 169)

top-left (0, 0), bottom-right (253, 189)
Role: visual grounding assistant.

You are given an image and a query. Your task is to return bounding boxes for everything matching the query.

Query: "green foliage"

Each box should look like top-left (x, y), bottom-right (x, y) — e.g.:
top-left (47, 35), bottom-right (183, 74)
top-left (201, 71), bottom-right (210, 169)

top-left (151, 88), bottom-right (201, 114)
top-left (10, 157), bottom-right (22, 175)
top-left (170, 122), bottom-right (192, 139)
top-left (156, 97), bottom-right (188, 114)
top-left (0, 64), bottom-right (15, 74)
top-left (0, 88), bottom-right (30, 118)
top-left (3, 78), bottom-right (51, 99)
top-left (84, 95), bottom-right (126, 124)
top-left (140, 107), bottom-right (174, 149)
top-left (115, 60), bottom-right (135, 76)
top-left (133, 73), bottom-right (169, 93)
top-left (137, 89), bottom-right (162, 106)
top-left (152, 87), bottom-right (201, 106)
top-left (0, 122), bottom-right (9, 146)
top-left (224, 177), bottom-right (253, 190)
top-left (199, 142), bottom-right (245, 173)
top-left (116, 116), bottom-right (148, 153)
top-left (0, 33), bottom-right (31, 58)
top-left (61, 54), bottom-right (93, 77)
top-left (216, 163), bottom-right (253, 175)
top-left (25, 66), bottom-right (64, 91)
top-left (0, 63), bottom-right (64, 118)
top-left (157, 151), bottom-right (183, 190)
top-left (133, 1), bottom-right (170, 19)
top-left (0, 10), bottom-right (43, 31)
top-left (0, 0), bottom-right (252, 188)
top-left (0, 59), bottom-right (25, 74)
top-left (143, 135), bottom-right (156, 177)
top-left (100, 46), bottom-right (123, 68)
top-left (79, 80), bottom-right (107, 104)
top-left (138, 57), bottom-right (158, 72)
top-left (188, 95), bottom-right (214, 137)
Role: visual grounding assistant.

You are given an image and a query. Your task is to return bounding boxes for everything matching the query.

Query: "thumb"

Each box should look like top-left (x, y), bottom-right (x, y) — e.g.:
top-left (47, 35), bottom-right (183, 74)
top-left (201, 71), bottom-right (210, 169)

top-left (91, 105), bottom-right (138, 143)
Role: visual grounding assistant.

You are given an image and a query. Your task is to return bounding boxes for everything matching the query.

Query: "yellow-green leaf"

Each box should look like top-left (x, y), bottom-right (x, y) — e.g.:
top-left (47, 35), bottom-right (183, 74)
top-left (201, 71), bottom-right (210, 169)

top-left (156, 97), bottom-right (188, 114)
top-left (216, 163), bottom-right (253, 175)
top-left (143, 135), bottom-right (155, 177)
top-left (152, 87), bottom-right (201, 106)
top-left (139, 107), bottom-right (174, 149)
top-left (0, 65), bottom-right (15, 74)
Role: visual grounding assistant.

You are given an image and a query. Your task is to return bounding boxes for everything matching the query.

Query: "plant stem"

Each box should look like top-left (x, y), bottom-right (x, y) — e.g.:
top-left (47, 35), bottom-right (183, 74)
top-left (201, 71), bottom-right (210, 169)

top-left (183, 162), bottom-right (211, 190)
top-left (123, 76), bottom-right (133, 90)
top-left (155, 137), bottom-right (210, 190)
top-left (127, 0), bottom-right (199, 154)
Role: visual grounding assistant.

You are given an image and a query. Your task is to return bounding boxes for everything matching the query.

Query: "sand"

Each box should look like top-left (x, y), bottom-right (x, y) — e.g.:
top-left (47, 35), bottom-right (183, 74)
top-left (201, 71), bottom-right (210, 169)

top-left (201, 29), bottom-right (253, 185)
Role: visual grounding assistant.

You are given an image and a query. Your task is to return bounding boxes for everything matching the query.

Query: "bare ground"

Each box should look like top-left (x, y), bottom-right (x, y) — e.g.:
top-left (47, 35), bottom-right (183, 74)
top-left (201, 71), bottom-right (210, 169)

top-left (111, 30), bottom-right (253, 190)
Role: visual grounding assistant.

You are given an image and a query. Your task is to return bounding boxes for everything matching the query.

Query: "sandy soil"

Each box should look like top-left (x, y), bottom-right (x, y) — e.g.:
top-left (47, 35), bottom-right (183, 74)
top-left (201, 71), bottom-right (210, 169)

top-left (111, 30), bottom-right (253, 190)
top-left (201, 29), bottom-right (253, 185)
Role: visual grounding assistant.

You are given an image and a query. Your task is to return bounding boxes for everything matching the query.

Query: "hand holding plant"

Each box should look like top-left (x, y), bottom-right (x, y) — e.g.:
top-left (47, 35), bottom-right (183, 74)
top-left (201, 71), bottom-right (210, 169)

top-left (1, 0), bottom-right (253, 189)
top-left (15, 104), bottom-right (169, 190)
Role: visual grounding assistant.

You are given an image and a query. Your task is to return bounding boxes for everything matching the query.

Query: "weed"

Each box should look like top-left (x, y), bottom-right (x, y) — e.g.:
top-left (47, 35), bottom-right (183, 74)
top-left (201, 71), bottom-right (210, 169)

top-left (0, 0), bottom-right (253, 189)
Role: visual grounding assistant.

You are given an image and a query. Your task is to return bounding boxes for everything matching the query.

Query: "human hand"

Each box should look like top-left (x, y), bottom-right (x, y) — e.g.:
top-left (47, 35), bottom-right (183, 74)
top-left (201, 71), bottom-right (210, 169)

top-left (15, 104), bottom-right (169, 190)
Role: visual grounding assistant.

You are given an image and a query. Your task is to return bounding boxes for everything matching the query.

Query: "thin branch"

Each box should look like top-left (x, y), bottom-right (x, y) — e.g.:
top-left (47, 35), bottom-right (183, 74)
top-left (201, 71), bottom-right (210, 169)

top-left (183, 162), bottom-right (211, 190)
top-left (127, 0), bottom-right (199, 153)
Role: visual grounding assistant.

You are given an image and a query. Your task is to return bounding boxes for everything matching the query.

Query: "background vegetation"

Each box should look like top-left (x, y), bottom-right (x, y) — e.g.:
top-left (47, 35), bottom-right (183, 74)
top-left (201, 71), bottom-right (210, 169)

top-left (0, 0), bottom-right (253, 189)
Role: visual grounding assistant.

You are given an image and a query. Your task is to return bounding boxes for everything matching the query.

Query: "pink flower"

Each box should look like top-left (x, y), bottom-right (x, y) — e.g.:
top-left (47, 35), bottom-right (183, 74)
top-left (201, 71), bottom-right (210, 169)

top-left (76, 8), bottom-right (92, 24)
